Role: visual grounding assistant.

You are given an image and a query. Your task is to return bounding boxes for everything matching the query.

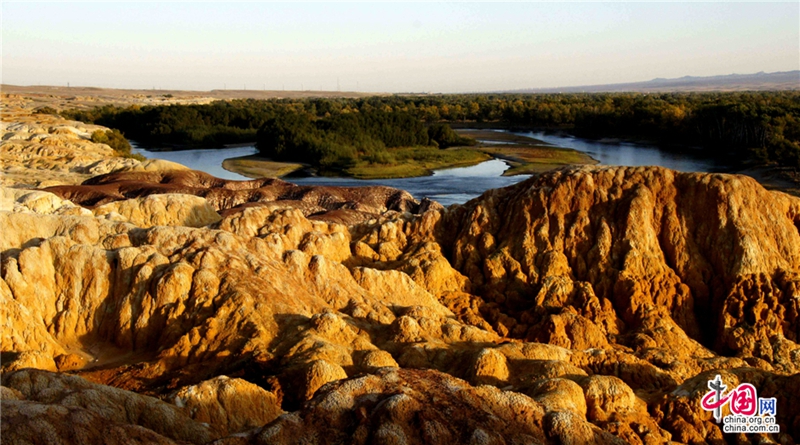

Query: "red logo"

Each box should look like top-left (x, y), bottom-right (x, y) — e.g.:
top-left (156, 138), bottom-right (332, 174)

top-left (701, 382), bottom-right (757, 416)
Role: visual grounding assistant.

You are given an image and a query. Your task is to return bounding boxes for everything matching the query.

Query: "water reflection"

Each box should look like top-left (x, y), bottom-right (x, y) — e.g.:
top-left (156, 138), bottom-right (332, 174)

top-left (289, 160), bottom-right (530, 206)
top-left (131, 143), bottom-right (258, 181)
top-left (509, 130), bottom-right (727, 173)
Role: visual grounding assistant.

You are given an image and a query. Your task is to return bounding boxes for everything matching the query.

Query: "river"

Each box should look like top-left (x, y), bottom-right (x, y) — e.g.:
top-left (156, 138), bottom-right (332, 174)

top-left (510, 130), bottom-right (726, 173)
top-left (131, 133), bottom-right (725, 206)
top-left (130, 143), bottom-right (258, 181)
top-left (131, 142), bottom-right (526, 206)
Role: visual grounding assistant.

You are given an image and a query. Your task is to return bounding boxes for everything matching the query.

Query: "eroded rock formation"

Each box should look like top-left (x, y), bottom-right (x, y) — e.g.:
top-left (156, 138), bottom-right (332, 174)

top-left (44, 168), bottom-right (436, 224)
top-left (0, 101), bottom-right (186, 187)
top-left (2, 161), bottom-right (800, 443)
top-left (440, 167), bottom-right (800, 374)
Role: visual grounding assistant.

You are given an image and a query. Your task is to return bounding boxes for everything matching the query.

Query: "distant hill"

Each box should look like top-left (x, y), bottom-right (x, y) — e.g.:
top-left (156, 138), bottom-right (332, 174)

top-left (506, 71), bottom-right (800, 93)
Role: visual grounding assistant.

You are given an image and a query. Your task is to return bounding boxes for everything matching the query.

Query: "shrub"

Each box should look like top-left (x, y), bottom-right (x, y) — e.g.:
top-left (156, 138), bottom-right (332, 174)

top-left (91, 129), bottom-right (136, 158)
top-left (427, 123), bottom-right (476, 148)
top-left (34, 106), bottom-right (58, 115)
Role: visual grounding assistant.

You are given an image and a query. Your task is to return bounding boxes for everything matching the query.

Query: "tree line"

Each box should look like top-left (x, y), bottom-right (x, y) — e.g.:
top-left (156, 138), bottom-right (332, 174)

top-left (61, 91), bottom-right (800, 168)
top-left (257, 109), bottom-right (481, 170)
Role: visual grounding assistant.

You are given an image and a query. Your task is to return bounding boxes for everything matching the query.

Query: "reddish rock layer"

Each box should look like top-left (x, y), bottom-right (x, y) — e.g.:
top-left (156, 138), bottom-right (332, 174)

top-left (43, 169), bottom-right (438, 223)
top-left (2, 166), bottom-right (800, 444)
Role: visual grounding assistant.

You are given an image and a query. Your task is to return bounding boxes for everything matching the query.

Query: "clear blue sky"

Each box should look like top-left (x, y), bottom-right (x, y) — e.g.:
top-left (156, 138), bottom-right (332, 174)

top-left (2, 2), bottom-right (798, 93)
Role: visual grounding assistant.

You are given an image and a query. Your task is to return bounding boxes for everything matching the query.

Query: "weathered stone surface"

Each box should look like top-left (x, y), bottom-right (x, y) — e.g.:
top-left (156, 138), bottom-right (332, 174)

top-left (0, 106), bottom-right (146, 187)
top-left (1, 401), bottom-right (181, 445)
top-left (525, 377), bottom-right (587, 417)
top-left (544, 410), bottom-right (628, 445)
top-left (581, 375), bottom-right (640, 422)
top-left (229, 368), bottom-right (550, 445)
top-left (359, 349), bottom-right (399, 370)
top-left (1, 351), bottom-right (58, 373)
top-left (470, 347), bottom-right (510, 386)
top-left (44, 168), bottom-right (426, 224)
top-left (300, 359), bottom-right (349, 401)
top-left (170, 376), bottom-right (284, 436)
top-left (93, 193), bottom-right (222, 227)
top-left (3, 139), bottom-right (800, 444)
top-left (0, 187), bottom-right (92, 216)
top-left (1, 369), bottom-right (216, 444)
top-left (441, 166), bottom-right (800, 375)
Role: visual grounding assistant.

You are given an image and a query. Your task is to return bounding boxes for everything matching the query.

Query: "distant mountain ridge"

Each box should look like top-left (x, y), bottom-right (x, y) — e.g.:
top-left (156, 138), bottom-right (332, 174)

top-left (505, 70), bottom-right (800, 93)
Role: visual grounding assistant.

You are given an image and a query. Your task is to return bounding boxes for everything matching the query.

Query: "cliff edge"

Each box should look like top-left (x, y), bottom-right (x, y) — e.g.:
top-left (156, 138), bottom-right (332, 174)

top-left (2, 165), bottom-right (799, 443)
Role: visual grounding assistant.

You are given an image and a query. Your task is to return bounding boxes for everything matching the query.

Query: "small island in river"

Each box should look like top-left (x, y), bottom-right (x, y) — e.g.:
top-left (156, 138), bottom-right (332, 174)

top-left (221, 129), bottom-right (597, 179)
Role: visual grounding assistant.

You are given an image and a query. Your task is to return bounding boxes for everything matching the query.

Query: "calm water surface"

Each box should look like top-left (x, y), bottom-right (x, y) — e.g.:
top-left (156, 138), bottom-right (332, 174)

top-left (132, 132), bottom-right (726, 206)
top-left (510, 130), bottom-right (727, 173)
top-left (131, 143), bottom-right (259, 181)
top-left (288, 159), bottom-right (528, 206)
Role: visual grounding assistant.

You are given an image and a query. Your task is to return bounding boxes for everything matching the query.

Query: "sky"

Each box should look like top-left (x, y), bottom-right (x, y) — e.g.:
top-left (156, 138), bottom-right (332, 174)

top-left (2, 2), bottom-right (798, 93)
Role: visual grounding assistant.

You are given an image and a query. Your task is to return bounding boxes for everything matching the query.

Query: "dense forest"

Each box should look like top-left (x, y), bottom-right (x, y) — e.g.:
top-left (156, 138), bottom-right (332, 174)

top-left (255, 110), bottom-right (478, 170)
top-left (62, 91), bottom-right (800, 169)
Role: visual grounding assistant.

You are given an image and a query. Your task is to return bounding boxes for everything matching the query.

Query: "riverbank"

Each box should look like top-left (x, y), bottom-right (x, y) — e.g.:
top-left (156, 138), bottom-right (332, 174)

top-left (344, 147), bottom-right (491, 179)
top-left (222, 146), bottom-right (492, 180)
top-left (456, 129), bottom-right (598, 176)
top-left (735, 164), bottom-right (800, 197)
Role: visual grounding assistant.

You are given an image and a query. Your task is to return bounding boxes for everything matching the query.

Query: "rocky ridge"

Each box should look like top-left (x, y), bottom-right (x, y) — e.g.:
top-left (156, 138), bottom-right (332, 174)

top-left (2, 106), bottom-right (800, 444)
top-left (1, 99), bottom-right (185, 187)
top-left (44, 168), bottom-right (438, 225)
top-left (2, 165), bottom-right (799, 443)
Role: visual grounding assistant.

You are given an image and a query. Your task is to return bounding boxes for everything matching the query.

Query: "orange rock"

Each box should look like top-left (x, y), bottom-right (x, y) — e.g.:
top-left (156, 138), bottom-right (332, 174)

top-left (3, 160), bottom-right (800, 443)
top-left (170, 376), bottom-right (283, 436)
top-left (228, 368), bottom-right (549, 445)
top-left (1, 369), bottom-right (216, 444)
top-left (443, 166), bottom-right (800, 373)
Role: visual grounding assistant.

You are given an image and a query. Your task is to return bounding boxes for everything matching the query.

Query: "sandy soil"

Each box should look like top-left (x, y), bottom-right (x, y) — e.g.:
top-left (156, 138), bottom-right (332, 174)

top-left (1, 84), bottom-right (380, 111)
top-left (735, 165), bottom-right (800, 197)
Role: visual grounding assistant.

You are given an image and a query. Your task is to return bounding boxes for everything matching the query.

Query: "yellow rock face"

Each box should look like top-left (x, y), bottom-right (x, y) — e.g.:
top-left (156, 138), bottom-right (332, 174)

top-left (0, 188), bottom-right (91, 216)
top-left (93, 194), bottom-right (222, 228)
top-left (444, 166), bottom-right (800, 373)
top-left (2, 369), bottom-right (217, 444)
top-left (1, 113), bottom-right (136, 187)
top-left (170, 376), bottom-right (284, 436)
top-left (2, 105), bottom-right (800, 444)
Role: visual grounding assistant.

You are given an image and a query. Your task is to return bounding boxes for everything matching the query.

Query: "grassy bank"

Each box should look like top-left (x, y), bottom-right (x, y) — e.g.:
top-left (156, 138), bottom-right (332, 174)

top-left (345, 146), bottom-right (490, 179)
top-left (456, 129), bottom-right (552, 145)
top-left (222, 155), bottom-right (304, 178)
top-left (487, 146), bottom-right (597, 175)
top-left (456, 129), bottom-right (597, 175)
top-left (223, 146), bottom-right (490, 179)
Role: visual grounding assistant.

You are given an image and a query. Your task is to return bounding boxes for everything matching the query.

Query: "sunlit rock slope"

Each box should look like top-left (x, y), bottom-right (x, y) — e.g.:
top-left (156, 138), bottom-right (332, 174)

top-left (2, 106), bottom-right (799, 445)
